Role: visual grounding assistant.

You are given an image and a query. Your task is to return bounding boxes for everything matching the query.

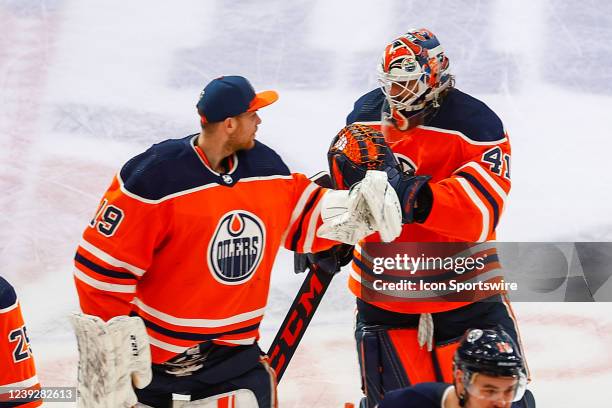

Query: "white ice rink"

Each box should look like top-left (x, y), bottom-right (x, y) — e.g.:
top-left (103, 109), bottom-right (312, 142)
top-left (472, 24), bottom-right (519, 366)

top-left (1, 0), bottom-right (612, 406)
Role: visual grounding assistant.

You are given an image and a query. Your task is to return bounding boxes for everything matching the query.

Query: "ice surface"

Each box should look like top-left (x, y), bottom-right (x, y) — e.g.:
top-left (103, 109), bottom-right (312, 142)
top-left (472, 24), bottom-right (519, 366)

top-left (1, 0), bottom-right (612, 406)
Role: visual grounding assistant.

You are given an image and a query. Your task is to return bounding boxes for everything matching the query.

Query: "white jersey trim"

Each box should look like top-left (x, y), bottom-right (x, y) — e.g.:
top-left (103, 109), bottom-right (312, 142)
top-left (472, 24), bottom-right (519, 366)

top-left (441, 385), bottom-right (454, 406)
top-left (456, 178), bottom-right (489, 242)
top-left (238, 175), bottom-right (293, 184)
top-left (352, 121), bottom-right (382, 126)
top-left (216, 337), bottom-right (257, 345)
top-left (303, 193), bottom-right (324, 253)
top-left (0, 298), bottom-right (18, 314)
top-left (417, 125), bottom-right (507, 146)
top-left (148, 336), bottom-right (190, 354)
top-left (118, 172), bottom-right (293, 204)
top-left (80, 238), bottom-right (146, 277)
top-left (189, 135), bottom-right (239, 176)
top-left (118, 171), bottom-right (219, 204)
top-left (74, 268), bottom-right (137, 293)
top-left (457, 161), bottom-right (509, 204)
top-left (281, 182), bottom-right (319, 246)
top-left (132, 297), bottom-right (265, 328)
top-left (0, 374), bottom-right (39, 389)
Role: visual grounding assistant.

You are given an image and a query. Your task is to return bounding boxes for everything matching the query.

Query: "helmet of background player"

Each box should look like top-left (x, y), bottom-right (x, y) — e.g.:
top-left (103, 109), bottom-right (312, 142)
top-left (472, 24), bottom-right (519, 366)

top-left (453, 328), bottom-right (527, 406)
top-left (377, 28), bottom-right (452, 130)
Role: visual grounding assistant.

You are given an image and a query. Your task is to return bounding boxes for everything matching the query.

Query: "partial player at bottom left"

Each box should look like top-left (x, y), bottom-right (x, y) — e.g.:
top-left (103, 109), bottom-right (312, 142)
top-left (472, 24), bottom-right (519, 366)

top-left (0, 275), bottom-right (42, 407)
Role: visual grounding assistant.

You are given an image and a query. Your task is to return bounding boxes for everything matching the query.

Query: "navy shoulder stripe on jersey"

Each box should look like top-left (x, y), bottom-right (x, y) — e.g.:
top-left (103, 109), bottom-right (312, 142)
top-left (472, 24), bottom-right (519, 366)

top-left (236, 140), bottom-right (291, 178)
top-left (119, 135), bottom-right (210, 200)
top-left (119, 136), bottom-right (291, 201)
top-left (346, 88), bottom-right (385, 125)
top-left (429, 88), bottom-right (505, 143)
top-left (0, 276), bottom-right (17, 310)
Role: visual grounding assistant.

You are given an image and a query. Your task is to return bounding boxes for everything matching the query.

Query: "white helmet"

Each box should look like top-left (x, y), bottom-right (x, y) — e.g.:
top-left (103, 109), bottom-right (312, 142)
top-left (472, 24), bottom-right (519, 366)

top-left (378, 28), bottom-right (453, 116)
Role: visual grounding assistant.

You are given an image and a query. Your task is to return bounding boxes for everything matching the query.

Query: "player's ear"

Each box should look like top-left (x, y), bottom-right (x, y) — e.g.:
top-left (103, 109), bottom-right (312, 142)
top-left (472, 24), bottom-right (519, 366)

top-left (454, 368), bottom-right (465, 390)
top-left (224, 116), bottom-right (238, 133)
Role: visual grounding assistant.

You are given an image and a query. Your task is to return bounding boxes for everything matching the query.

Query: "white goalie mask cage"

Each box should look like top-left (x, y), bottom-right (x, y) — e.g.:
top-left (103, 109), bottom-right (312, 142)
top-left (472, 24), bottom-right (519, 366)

top-left (377, 29), bottom-right (453, 113)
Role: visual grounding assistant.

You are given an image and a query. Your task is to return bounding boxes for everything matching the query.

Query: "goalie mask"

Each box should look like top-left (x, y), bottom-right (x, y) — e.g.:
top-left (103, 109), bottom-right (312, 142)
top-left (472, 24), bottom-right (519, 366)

top-left (378, 29), bottom-right (453, 130)
top-left (454, 328), bottom-right (527, 405)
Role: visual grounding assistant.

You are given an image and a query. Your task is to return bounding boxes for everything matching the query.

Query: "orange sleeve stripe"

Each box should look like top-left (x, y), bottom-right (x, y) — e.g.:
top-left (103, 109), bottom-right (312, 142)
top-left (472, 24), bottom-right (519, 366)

top-left (73, 268), bottom-right (137, 294)
top-left (0, 374), bottom-right (39, 390)
top-left (74, 277), bottom-right (135, 320)
top-left (456, 161), bottom-right (510, 198)
top-left (300, 188), bottom-right (327, 253)
top-left (422, 174), bottom-right (498, 242)
top-left (455, 166), bottom-right (508, 228)
top-left (286, 187), bottom-right (324, 252)
top-left (454, 172), bottom-right (500, 236)
top-left (281, 181), bottom-right (319, 247)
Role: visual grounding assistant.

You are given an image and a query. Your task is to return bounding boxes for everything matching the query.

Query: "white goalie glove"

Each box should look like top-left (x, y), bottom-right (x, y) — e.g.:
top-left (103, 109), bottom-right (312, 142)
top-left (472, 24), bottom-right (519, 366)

top-left (317, 170), bottom-right (402, 244)
top-left (70, 313), bottom-right (153, 408)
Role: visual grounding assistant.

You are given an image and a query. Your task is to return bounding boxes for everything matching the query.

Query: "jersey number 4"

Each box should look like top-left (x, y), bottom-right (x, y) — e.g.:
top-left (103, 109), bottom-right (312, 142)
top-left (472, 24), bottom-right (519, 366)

top-left (89, 199), bottom-right (125, 237)
top-left (9, 326), bottom-right (33, 363)
top-left (482, 147), bottom-right (510, 179)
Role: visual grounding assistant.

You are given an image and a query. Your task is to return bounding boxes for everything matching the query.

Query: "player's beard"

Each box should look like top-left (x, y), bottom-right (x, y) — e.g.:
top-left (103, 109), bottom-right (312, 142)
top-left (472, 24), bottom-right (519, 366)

top-left (228, 135), bottom-right (255, 152)
top-left (227, 123), bottom-right (256, 152)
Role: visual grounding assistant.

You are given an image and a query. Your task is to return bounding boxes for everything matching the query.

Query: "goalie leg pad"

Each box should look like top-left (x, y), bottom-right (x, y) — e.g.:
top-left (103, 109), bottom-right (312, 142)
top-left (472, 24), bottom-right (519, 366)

top-left (136, 354), bottom-right (276, 408)
top-left (170, 389), bottom-right (259, 407)
top-left (356, 324), bottom-right (437, 407)
top-left (433, 337), bottom-right (461, 384)
top-left (69, 313), bottom-right (152, 408)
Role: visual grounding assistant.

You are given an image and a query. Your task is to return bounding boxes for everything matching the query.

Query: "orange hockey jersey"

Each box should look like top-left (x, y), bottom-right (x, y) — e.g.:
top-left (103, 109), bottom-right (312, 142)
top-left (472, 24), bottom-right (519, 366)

top-left (74, 135), bottom-right (336, 363)
top-left (0, 276), bottom-right (41, 407)
top-left (347, 88), bottom-right (510, 314)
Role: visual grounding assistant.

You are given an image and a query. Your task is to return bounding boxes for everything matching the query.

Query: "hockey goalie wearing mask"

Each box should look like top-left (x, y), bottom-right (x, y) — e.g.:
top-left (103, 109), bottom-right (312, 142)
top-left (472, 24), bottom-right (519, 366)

top-left (331, 28), bottom-right (532, 408)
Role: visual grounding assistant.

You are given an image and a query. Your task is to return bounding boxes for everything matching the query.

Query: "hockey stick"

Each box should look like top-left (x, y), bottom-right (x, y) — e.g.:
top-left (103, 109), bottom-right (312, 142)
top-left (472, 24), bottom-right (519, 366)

top-left (267, 260), bottom-right (337, 381)
top-left (269, 125), bottom-right (396, 381)
top-left (267, 172), bottom-right (349, 382)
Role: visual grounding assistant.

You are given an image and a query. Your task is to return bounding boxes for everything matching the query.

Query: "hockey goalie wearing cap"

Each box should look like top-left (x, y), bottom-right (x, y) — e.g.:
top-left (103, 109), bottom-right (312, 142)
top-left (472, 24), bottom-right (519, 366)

top-left (329, 29), bottom-right (531, 407)
top-left (71, 75), bottom-right (404, 407)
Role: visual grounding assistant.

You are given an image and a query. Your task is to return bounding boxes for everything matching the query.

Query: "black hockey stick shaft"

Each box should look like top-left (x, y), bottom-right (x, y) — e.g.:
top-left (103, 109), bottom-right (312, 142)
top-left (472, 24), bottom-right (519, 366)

top-left (267, 262), bottom-right (335, 382)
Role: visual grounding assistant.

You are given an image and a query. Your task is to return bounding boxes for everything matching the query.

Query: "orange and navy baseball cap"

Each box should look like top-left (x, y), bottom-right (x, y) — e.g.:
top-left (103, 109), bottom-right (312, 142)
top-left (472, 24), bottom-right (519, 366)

top-left (196, 76), bottom-right (278, 124)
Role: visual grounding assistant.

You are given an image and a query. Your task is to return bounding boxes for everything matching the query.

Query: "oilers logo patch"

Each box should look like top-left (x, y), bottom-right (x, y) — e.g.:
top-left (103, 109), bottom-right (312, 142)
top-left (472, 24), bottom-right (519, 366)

top-left (394, 153), bottom-right (417, 174)
top-left (208, 210), bottom-right (265, 285)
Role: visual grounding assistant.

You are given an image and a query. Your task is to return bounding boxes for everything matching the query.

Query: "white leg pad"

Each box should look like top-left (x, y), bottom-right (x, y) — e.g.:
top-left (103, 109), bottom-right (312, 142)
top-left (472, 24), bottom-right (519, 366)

top-left (70, 313), bottom-right (152, 408)
top-left (172, 389), bottom-right (258, 408)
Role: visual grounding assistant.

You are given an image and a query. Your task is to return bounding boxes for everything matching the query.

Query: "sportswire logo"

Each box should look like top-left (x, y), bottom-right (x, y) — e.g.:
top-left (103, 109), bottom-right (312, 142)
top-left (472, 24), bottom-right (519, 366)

top-left (208, 210), bottom-right (265, 285)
